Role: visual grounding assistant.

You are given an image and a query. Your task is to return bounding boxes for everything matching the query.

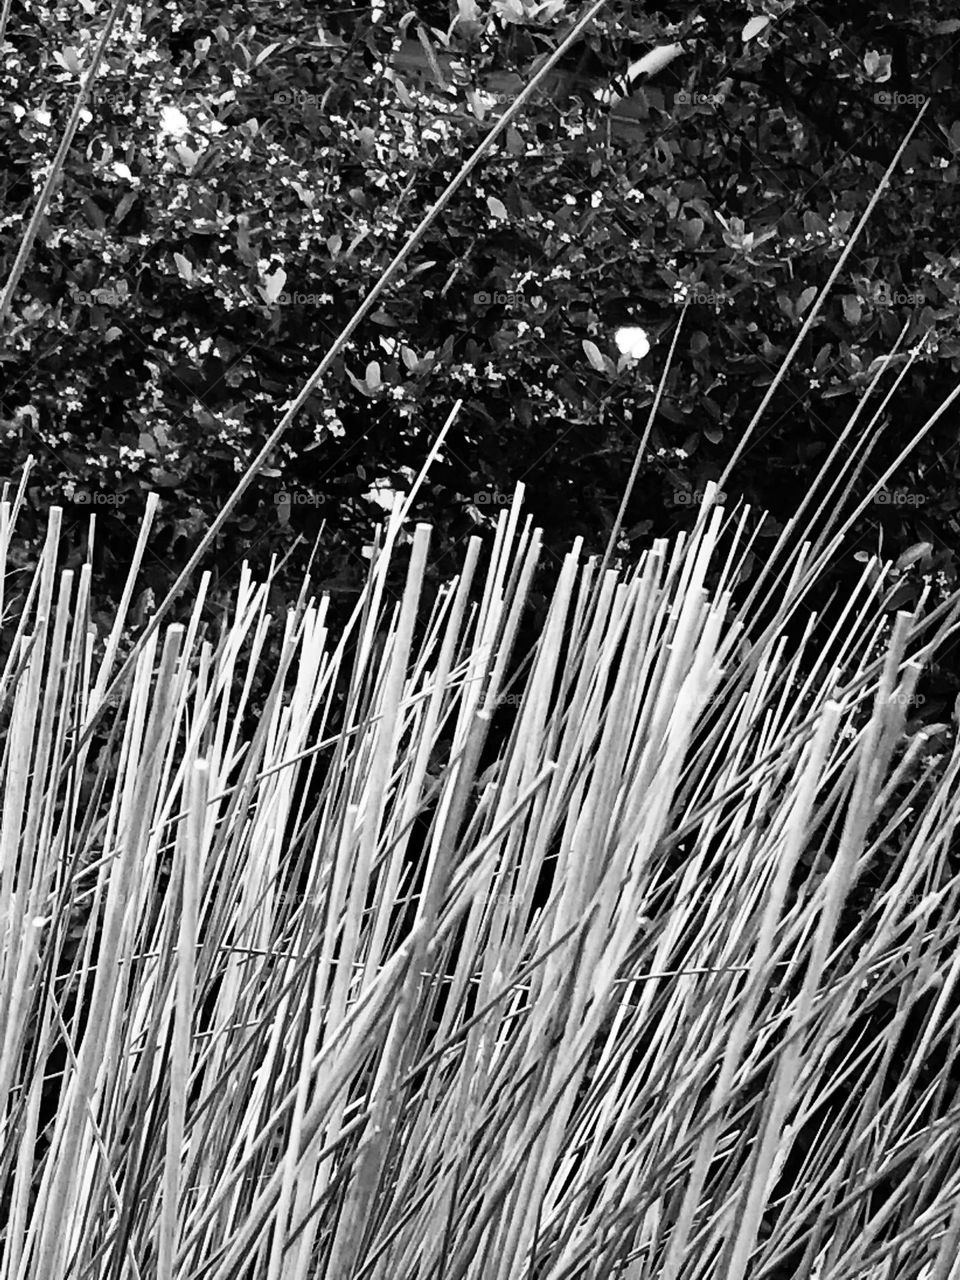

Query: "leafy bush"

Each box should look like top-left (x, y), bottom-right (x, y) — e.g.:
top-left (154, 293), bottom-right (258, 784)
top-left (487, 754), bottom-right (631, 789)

top-left (3, 0), bottom-right (960, 650)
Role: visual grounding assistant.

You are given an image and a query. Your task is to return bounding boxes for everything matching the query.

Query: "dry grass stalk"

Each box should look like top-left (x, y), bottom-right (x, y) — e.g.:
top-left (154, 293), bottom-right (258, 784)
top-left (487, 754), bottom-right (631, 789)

top-left (1, 473), bottom-right (960, 1280)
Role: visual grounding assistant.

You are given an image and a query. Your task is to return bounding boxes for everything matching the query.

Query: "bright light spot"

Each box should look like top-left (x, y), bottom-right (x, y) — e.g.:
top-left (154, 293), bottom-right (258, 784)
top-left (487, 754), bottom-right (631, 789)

top-left (614, 326), bottom-right (651, 359)
top-left (364, 480), bottom-right (401, 512)
top-left (158, 105), bottom-right (190, 139)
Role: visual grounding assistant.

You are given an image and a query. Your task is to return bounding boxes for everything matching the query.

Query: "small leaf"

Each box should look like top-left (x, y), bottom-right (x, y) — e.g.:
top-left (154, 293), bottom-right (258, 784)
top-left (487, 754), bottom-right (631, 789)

top-left (357, 125), bottom-right (377, 155)
top-left (505, 125), bottom-right (524, 155)
top-left (465, 88), bottom-right (488, 122)
top-left (896, 542), bottom-right (932, 570)
top-left (175, 144), bottom-right (199, 172)
top-left (882, 581), bottom-right (917, 612)
top-left (56, 46), bottom-right (83, 73)
top-left (365, 361), bottom-right (382, 390)
top-left (841, 294), bottom-right (862, 325)
top-left (345, 228), bottom-right (370, 257)
top-left (254, 41), bottom-right (282, 67)
top-left (795, 285), bottom-right (819, 318)
top-left (82, 197), bottom-right (106, 229)
top-left (742, 15), bottom-right (770, 42)
top-left (487, 195), bottom-right (509, 221)
top-left (625, 43), bottom-right (684, 82)
top-left (173, 252), bottom-right (193, 283)
top-left (236, 214), bottom-right (256, 264)
top-left (260, 266), bottom-right (286, 304)
top-left (582, 339), bottom-right (607, 372)
top-left (863, 50), bottom-right (892, 82)
top-left (346, 367), bottom-right (371, 396)
top-left (114, 191), bottom-right (137, 225)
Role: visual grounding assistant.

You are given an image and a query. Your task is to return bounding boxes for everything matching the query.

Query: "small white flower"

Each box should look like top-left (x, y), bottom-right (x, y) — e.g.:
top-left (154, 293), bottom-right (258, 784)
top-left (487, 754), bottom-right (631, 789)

top-left (614, 326), bottom-right (651, 359)
top-left (158, 105), bottom-right (190, 139)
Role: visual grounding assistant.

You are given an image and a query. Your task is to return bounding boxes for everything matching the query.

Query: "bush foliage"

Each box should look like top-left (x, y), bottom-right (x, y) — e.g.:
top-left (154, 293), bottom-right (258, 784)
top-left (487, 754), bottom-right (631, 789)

top-left (1, 0), bottom-right (959, 700)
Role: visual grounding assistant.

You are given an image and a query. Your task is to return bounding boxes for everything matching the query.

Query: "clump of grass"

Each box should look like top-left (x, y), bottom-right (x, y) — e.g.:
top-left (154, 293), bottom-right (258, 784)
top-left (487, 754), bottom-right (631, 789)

top-left (3, 465), bottom-right (960, 1280)
top-left (2, 12), bottom-right (958, 1276)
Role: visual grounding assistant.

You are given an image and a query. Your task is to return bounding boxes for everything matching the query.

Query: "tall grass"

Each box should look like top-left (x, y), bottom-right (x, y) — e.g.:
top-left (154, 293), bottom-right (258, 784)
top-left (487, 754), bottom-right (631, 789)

top-left (2, 9), bottom-right (959, 1276)
top-left (3, 465), bottom-right (960, 1279)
